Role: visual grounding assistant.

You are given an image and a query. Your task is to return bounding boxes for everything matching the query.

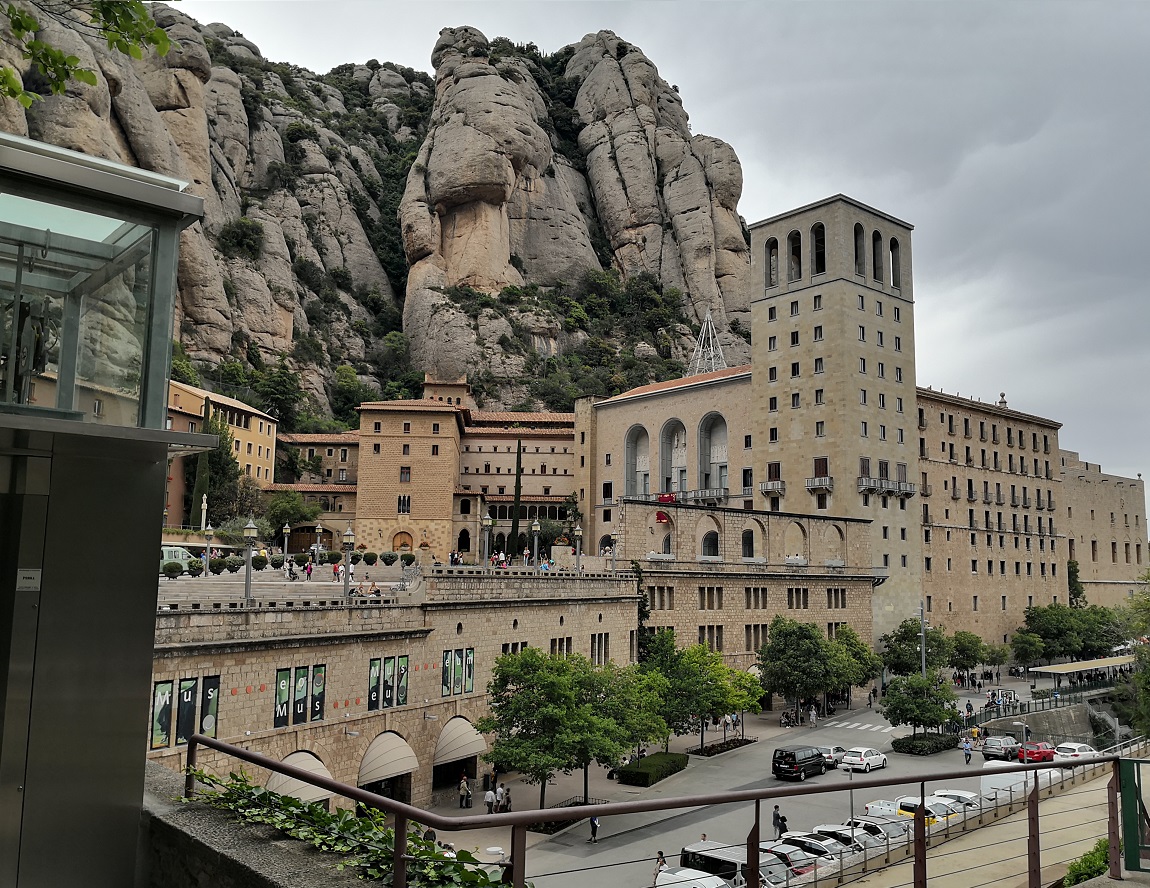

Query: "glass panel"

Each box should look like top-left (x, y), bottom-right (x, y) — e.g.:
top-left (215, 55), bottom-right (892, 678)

top-left (0, 192), bottom-right (155, 426)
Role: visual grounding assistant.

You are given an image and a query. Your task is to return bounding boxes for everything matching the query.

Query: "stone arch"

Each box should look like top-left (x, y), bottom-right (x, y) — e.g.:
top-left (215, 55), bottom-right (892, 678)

top-left (872, 229), bottom-right (884, 282)
top-left (823, 523), bottom-right (845, 563)
top-left (890, 236), bottom-right (902, 289)
top-left (659, 418), bottom-right (688, 494)
top-left (766, 237), bottom-right (779, 287)
top-left (787, 229), bottom-right (802, 281)
top-left (457, 528), bottom-right (471, 553)
top-left (624, 424), bottom-right (651, 497)
top-left (810, 222), bottom-right (826, 275)
top-left (741, 528), bottom-right (755, 558)
top-left (392, 531), bottom-right (413, 551)
top-left (701, 531), bottom-right (720, 557)
top-left (697, 412), bottom-right (729, 492)
top-left (357, 731), bottom-right (418, 806)
top-left (784, 521), bottom-right (807, 560)
top-left (267, 750), bottom-right (334, 806)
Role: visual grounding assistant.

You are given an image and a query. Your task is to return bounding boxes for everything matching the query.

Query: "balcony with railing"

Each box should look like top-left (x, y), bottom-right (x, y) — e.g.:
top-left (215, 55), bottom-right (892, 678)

top-left (1022, 495), bottom-right (1031, 509)
top-left (683, 487), bottom-right (728, 505)
top-left (805, 476), bottom-right (834, 492)
top-left (983, 492), bottom-right (992, 504)
top-left (896, 481), bottom-right (917, 498)
top-left (1047, 498), bottom-right (1056, 512)
top-left (997, 493), bottom-right (1006, 505)
top-left (1012, 495), bottom-right (1020, 506)
top-left (951, 487), bottom-right (961, 500)
top-left (920, 484), bottom-right (932, 497)
top-left (857, 476), bottom-right (883, 494)
top-left (758, 480), bottom-right (786, 496)
top-left (967, 491), bottom-right (978, 502)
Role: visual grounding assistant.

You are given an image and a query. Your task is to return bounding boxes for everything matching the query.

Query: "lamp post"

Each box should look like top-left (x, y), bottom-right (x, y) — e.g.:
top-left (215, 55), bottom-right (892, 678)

top-left (342, 523), bottom-right (356, 597)
top-left (482, 515), bottom-right (493, 570)
top-left (282, 523), bottom-right (291, 557)
top-left (203, 523), bottom-right (213, 578)
top-left (574, 525), bottom-right (583, 573)
top-left (243, 516), bottom-right (258, 601)
top-left (610, 532), bottom-right (617, 572)
top-left (531, 518), bottom-right (541, 571)
top-left (1014, 719), bottom-right (1031, 797)
top-left (918, 599), bottom-right (929, 678)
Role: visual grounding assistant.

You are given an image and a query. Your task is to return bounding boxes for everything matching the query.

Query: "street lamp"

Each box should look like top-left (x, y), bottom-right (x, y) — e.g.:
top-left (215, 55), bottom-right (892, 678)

top-left (203, 523), bottom-right (213, 578)
top-left (282, 523), bottom-right (291, 557)
top-left (1014, 719), bottom-right (1031, 798)
top-left (574, 525), bottom-right (583, 573)
top-left (482, 515), bottom-right (493, 569)
top-left (531, 518), bottom-right (541, 571)
top-left (243, 516), bottom-right (258, 601)
top-left (610, 532), bottom-right (617, 572)
top-left (342, 523), bottom-right (355, 597)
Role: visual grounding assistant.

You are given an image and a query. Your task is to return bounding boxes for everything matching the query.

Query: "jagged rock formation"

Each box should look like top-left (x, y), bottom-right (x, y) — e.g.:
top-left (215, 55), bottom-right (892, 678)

top-left (401, 27), bottom-right (750, 382)
top-left (2, 12), bottom-right (751, 416)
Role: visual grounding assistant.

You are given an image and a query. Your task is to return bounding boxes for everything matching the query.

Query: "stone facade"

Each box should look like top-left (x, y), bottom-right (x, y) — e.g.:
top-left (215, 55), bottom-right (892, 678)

top-left (1059, 450), bottom-right (1147, 608)
top-left (148, 570), bottom-right (638, 809)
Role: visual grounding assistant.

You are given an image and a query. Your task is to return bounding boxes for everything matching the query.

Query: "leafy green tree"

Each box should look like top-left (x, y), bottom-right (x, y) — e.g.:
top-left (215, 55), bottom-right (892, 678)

top-left (880, 671), bottom-right (957, 735)
top-left (253, 359), bottom-right (305, 432)
top-left (186, 411), bottom-right (242, 526)
top-left (330, 364), bottom-right (378, 427)
top-left (2, 1), bottom-right (171, 107)
top-left (758, 617), bottom-right (840, 704)
top-left (1022, 603), bottom-right (1083, 661)
top-left (984, 643), bottom-right (1010, 684)
top-left (1010, 631), bottom-right (1045, 668)
top-left (170, 342), bottom-right (200, 386)
top-left (950, 631), bottom-right (986, 674)
top-left (264, 491), bottom-right (322, 530)
top-left (879, 619), bottom-right (954, 676)
top-left (1067, 559), bottom-right (1087, 608)
top-left (832, 625), bottom-right (883, 695)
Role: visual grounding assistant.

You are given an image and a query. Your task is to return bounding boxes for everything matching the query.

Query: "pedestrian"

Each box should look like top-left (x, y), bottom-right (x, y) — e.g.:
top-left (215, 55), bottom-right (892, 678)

top-left (503, 786), bottom-right (512, 812)
top-left (867, 689), bottom-right (873, 709)
top-left (588, 816), bottom-right (599, 844)
top-left (808, 705), bottom-right (818, 727)
top-left (700, 833), bottom-right (708, 842)
top-left (962, 738), bottom-right (973, 764)
top-left (349, 561), bottom-right (355, 581)
top-left (484, 787), bottom-right (496, 814)
top-left (458, 776), bottom-right (469, 809)
top-left (495, 782), bottom-right (505, 812)
top-left (653, 851), bottom-right (667, 878)
top-left (305, 560), bottom-right (312, 581)
top-left (772, 805), bottom-right (783, 840)
top-left (972, 726), bottom-right (981, 747)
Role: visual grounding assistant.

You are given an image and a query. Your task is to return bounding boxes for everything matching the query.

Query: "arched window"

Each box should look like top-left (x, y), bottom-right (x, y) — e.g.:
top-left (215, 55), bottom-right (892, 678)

top-left (766, 237), bottom-right (779, 287)
top-left (890, 237), bottom-right (902, 290)
top-left (598, 535), bottom-right (613, 555)
top-left (741, 529), bottom-right (754, 558)
top-left (787, 230), bottom-right (802, 282)
top-left (493, 533), bottom-right (506, 555)
top-left (810, 223), bottom-right (826, 276)
top-left (460, 499), bottom-right (471, 515)
top-left (854, 223), bottom-right (865, 275)
top-left (662, 533), bottom-right (673, 555)
top-left (702, 531), bottom-right (719, 557)
top-left (872, 230), bottom-right (884, 282)
top-left (457, 529), bottom-right (471, 552)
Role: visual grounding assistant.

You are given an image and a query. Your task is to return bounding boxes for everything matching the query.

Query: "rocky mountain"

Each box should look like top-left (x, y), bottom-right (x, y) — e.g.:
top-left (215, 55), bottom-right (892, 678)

top-left (1, 9), bottom-right (751, 421)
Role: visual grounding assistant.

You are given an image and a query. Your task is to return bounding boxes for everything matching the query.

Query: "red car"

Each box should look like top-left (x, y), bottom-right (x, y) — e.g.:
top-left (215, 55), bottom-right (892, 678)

top-left (1019, 742), bottom-right (1056, 763)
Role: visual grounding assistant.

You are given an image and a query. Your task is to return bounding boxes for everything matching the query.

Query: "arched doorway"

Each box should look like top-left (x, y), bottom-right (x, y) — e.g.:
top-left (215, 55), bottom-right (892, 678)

top-left (660, 419), bottom-right (688, 494)
top-left (267, 751), bottom-right (334, 809)
top-left (457, 528), bottom-right (471, 553)
top-left (358, 731), bottom-right (419, 809)
top-left (432, 717), bottom-right (487, 804)
top-left (392, 531), bottom-right (413, 552)
top-left (697, 413), bottom-right (728, 492)
top-left (625, 424), bottom-right (651, 496)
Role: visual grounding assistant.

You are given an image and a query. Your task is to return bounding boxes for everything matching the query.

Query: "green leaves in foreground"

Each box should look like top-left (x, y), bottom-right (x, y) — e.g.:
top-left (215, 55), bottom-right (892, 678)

top-left (188, 768), bottom-right (511, 885)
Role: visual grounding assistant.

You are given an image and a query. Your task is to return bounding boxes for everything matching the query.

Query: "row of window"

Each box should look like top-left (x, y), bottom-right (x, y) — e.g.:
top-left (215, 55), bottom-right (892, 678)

top-left (649, 585), bottom-right (850, 612)
top-left (766, 293), bottom-right (902, 322)
top-left (463, 444), bottom-right (570, 454)
top-left (926, 528), bottom-right (1057, 554)
top-left (1074, 539), bottom-right (1144, 565)
top-left (928, 412), bottom-right (1052, 453)
top-left (924, 557), bottom-right (1058, 578)
top-left (465, 463), bottom-right (565, 475)
top-left (765, 330), bottom-right (904, 352)
top-left (926, 594), bottom-right (1055, 614)
top-left (933, 443), bottom-right (1054, 478)
top-left (764, 223), bottom-right (902, 289)
top-left (699, 619), bottom-right (847, 653)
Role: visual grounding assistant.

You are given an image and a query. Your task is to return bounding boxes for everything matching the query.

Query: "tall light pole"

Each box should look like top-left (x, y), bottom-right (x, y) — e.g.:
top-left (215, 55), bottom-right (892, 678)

top-left (203, 523), bottom-right (213, 578)
top-left (242, 516), bottom-right (258, 601)
top-left (531, 518), bottom-right (541, 571)
top-left (574, 525), bottom-right (583, 573)
top-left (919, 599), bottom-right (928, 678)
top-left (1014, 719), bottom-right (1031, 797)
top-left (282, 522), bottom-right (291, 558)
top-left (342, 523), bottom-right (355, 597)
top-left (482, 515), bottom-right (492, 570)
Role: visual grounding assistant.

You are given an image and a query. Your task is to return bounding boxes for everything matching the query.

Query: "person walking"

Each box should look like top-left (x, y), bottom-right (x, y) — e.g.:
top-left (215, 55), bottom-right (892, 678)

top-left (495, 782), bottom-right (505, 812)
top-left (588, 816), bottom-right (599, 844)
top-left (458, 776), bottom-right (469, 809)
top-left (772, 805), bottom-right (784, 840)
top-left (808, 705), bottom-right (818, 728)
top-left (652, 852), bottom-right (667, 878)
top-left (867, 689), bottom-right (874, 709)
top-left (962, 738), bottom-right (973, 764)
top-left (502, 786), bottom-right (512, 812)
top-left (484, 787), bottom-right (496, 814)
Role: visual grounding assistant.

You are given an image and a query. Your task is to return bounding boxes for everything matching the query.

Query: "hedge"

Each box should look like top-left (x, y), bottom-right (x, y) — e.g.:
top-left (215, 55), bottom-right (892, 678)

top-left (293, 553), bottom-right (310, 567)
top-left (381, 552), bottom-right (398, 566)
top-left (270, 554), bottom-right (285, 569)
top-left (252, 554), bottom-right (268, 571)
top-left (617, 752), bottom-right (689, 787)
top-left (891, 734), bottom-right (959, 755)
top-left (162, 561), bottom-right (184, 579)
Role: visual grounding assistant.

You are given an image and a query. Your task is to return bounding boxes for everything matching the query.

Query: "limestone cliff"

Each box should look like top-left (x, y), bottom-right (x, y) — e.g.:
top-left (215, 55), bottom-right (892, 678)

top-left (1, 12), bottom-right (751, 419)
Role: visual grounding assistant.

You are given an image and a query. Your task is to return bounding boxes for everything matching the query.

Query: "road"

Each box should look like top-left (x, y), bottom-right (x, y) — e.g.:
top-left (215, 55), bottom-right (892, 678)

top-left (522, 712), bottom-right (991, 888)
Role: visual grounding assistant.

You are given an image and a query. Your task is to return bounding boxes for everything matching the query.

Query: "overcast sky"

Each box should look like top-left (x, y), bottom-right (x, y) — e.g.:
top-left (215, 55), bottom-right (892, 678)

top-left (178, 1), bottom-right (1150, 484)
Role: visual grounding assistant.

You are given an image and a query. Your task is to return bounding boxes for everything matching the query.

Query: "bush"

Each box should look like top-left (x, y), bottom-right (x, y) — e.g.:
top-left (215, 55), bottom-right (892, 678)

top-left (363, 552), bottom-right (378, 565)
top-left (163, 561), bottom-right (184, 580)
top-left (224, 555), bottom-right (244, 573)
top-left (617, 752), bottom-right (689, 787)
top-left (891, 733), bottom-right (959, 755)
top-left (293, 553), bottom-right (310, 567)
top-left (252, 554), bottom-right (269, 571)
top-left (1064, 838), bottom-right (1110, 886)
top-left (328, 551), bottom-right (343, 564)
top-left (208, 557), bottom-right (227, 575)
top-left (400, 553), bottom-right (415, 566)
top-left (381, 552), bottom-right (398, 566)
top-left (270, 554), bottom-right (285, 569)
top-left (217, 218), bottom-right (264, 261)
top-left (349, 551), bottom-right (362, 564)
top-left (186, 560), bottom-right (204, 577)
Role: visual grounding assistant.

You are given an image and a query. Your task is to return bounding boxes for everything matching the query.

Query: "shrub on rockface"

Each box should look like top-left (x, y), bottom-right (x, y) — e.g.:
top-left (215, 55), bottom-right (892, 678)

top-left (217, 218), bottom-right (264, 261)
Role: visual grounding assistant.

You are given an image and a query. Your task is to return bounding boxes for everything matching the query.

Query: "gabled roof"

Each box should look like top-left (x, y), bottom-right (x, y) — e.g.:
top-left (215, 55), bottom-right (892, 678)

top-left (598, 365), bottom-right (751, 406)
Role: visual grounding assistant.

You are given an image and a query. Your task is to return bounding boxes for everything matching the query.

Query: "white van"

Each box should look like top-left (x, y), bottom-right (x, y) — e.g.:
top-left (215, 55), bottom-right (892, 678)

top-left (160, 546), bottom-right (196, 574)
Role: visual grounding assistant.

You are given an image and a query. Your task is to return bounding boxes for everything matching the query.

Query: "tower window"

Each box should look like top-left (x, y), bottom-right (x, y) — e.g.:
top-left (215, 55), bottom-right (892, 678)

top-left (853, 222), bottom-right (865, 275)
top-left (766, 238), bottom-right (779, 287)
top-left (890, 237), bottom-right (902, 289)
top-left (811, 222), bottom-right (826, 275)
top-left (872, 230), bottom-right (884, 282)
top-left (787, 230), bottom-right (802, 281)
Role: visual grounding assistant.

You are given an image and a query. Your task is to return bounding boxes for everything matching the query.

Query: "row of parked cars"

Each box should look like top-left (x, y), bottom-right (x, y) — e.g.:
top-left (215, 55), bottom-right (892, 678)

top-left (662, 817), bottom-right (913, 887)
top-left (771, 744), bottom-right (888, 780)
top-left (980, 737), bottom-right (1101, 764)
top-left (864, 789), bottom-right (983, 826)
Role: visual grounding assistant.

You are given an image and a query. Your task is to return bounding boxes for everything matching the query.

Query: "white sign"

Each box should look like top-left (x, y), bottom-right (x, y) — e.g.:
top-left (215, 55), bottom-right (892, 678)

top-left (16, 568), bottom-right (41, 592)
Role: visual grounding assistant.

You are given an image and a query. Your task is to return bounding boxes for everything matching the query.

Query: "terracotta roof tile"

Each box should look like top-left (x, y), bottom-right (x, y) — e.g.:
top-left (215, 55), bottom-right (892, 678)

top-left (266, 483), bottom-right (358, 493)
top-left (599, 365), bottom-right (751, 404)
top-left (279, 433), bottom-right (360, 444)
top-left (469, 411), bottom-right (575, 424)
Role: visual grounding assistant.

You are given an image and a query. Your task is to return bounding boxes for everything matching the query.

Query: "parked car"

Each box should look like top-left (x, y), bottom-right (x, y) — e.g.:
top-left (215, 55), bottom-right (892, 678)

top-left (772, 744), bottom-right (827, 781)
top-left (816, 745), bottom-right (848, 768)
top-left (811, 824), bottom-right (883, 852)
top-left (760, 842), bottom-right (822, 875)
top-left (931, 788), bottom-right (982, 809)
top-left (1054, 743), bottom-right (1101, 765)
top-left (894, 795), bottom-right (963, 821)
top-left (981, 736), bottom-right (1022, 761)
top-left (841, 816), bottom-right (911, 844)
top-left (1019, 741), bottom-right (1056, 763)
top-left (655, 867), bottom-right (728, 888)
top-left (842, 747), bottom-right (888, 772)
top-left (781, 831), bottom-right (851, 861)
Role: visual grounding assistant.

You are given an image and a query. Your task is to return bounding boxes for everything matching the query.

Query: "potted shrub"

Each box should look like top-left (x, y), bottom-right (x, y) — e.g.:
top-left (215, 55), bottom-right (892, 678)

top-left (400, 553), bottom-right (415, 566)
top-left (270, 554), bottom-right (285, 569)
top-left (293, 553), bottom-right (310, 567)
top-left (186, 560), bottom-right (204, 577)
top-left (381, 552), bottom-right (398, 566)
top-left (208, 557), bottom-right (227, 575)
top-left (252, 554), bottom-right (269, 571)
top-left (162, 561), bottom-right (184, 580)
top-left (224, 555), bottom-right (244, 573)
top-left (363, 552), bottom-right (378, 566)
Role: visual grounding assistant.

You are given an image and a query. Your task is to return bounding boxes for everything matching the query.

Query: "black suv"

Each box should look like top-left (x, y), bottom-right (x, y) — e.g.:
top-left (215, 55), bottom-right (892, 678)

top-left (773, 745), bottom-right (827, 780)
top-left (982, 736), bottom-right (1021, 761)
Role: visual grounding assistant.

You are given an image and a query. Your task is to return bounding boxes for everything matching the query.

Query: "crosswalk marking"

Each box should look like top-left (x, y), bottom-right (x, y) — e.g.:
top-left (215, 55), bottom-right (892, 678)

top-left (819, 719), bottom-right (897, 733)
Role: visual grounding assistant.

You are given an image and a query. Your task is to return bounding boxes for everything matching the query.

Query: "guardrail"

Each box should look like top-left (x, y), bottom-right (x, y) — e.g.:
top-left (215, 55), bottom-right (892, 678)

top-left (182, 734), bottom-right (1126, 888)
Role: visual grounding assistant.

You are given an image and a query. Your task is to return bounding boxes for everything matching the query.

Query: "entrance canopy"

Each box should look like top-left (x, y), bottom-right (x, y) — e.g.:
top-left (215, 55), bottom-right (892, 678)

top-left (358, 731), bottom-right (419, 785)
top-left (433, 717), bottom-right (487, 765)
top-left (1027, 655), bottom-right (1135, 675)
top-left (266, 751), bottom-right (333, 803)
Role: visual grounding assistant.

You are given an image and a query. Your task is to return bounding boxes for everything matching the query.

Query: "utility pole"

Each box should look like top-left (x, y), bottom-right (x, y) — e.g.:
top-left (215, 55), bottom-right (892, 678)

top-left (919, 600), bottom-right (928, 678)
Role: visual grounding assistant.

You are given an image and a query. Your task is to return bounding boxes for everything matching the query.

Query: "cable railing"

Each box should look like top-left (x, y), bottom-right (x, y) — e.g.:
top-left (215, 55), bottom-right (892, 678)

top-left (183, 733), bottom-right (1129, 888)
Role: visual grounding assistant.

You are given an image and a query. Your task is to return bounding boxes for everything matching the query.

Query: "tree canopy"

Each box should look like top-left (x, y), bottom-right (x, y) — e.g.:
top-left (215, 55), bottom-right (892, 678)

top-left (264, 491), bottom-right (322, 530)
top-left (879, 618), bottom-right (954, 676)
top-left (1010, 631), bottom-right (1045, 667)
top-left (879, 671), bottom-right (957, 735)
top-left (949, 631), bottom-right (986, 673)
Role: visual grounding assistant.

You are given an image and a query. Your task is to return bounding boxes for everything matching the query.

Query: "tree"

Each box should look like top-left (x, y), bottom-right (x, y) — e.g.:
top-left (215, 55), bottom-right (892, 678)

top-left (984, 643), bottom-right (1010, 684)
top-left (832, 625), bottom-right (883, 695)
top-left (1067, 559), bottom-right (1087, 608)
top-left (1, 1), bottom-right (171, 107)
top-left (758, 616), bottom-right (843, 705)
top-left (1011, 631), bottom-right (1045, 668)
top-left (880, 671), bottom-right (957, 735)
top-left (330, 365), bottom-right (378, 427)
top-left (950, 631), bottom-right (986, 674)
top-left (879, 619), bottom-right (954, 676)
top-left (253, 359), bottom-right (305, 432)
top-left (264, 491), bottom-right (322, 530)
top-left (187, 410), bottom-right (242, 526)
top-left (1022, 603), bottom-right (1082, 662)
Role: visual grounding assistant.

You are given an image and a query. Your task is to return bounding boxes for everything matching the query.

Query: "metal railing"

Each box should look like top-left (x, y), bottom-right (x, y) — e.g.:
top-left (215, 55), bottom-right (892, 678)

top-left (759, 480), bottom-right (786, 496)
top-left (183, 733), bottom-right (1124, 888)
top-left (805, 476), bottom-right (834, 492)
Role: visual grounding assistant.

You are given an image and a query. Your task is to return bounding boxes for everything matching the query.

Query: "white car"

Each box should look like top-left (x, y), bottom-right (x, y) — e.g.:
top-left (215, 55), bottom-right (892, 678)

top-left (811, 824), bottom-right (882, 852)
top-left (816, 745), bottom-right (848, 768)
top-left (931, 788), bottom-right (982, 809)
top-left (842, 746), bottom-right (888, 772)
top-left (1054, 743), bottom-right (1102, 765)
top-left (780, 831), bottom-right (847, 861)
top-left (656, 867), bottom-right (728, 888)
